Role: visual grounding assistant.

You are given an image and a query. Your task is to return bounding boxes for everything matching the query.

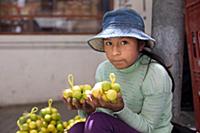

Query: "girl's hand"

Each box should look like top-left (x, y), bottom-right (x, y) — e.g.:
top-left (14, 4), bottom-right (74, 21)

top-left (86, 93), bottom-right (124, 112)
top-left (101, 93), bottom-right (124, 112)
top-left (85, 95), bottom-right (100, 109)
top-left (63, 97), bottom-right (96, 114)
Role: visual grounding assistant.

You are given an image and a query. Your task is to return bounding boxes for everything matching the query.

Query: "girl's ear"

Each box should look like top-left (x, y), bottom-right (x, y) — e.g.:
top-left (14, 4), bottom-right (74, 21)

top-left (139, 41), bottom-right (145, 52)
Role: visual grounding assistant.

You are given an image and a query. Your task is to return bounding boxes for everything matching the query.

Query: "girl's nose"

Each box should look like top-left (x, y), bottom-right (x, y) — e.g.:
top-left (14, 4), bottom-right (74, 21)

top-left (112, 45), bottom-right (120, 56)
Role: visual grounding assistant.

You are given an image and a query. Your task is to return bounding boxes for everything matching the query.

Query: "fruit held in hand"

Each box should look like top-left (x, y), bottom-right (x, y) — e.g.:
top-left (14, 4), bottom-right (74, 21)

top-left (91, 73), bottom-right (121, 103)
top-left (83, 84), bottom-right (92, 91)
top-left (102, 81), bottom-right (111, 91)
top-left (72, 85), bottom-right (81, 92)
top-left (91, 82), bottom-right (103, 98)
top-left (63, 74), bottom-right (92, 103)
top-left (63, 84), bottom-right (92, 101)
top-left (105, 89), bottom-right (117, 102)
top-left (72, 90), bottom-right (82, 100)
top-left (102, 93), bottom-right (109, 102)
top-left (63, 89), bottom-right (73, 99)
top-left (111, 83), bottom-right (121, 92)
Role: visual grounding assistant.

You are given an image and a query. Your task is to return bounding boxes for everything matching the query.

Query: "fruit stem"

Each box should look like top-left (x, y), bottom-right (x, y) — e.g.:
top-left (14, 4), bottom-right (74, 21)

top-left (30, 107), bottom-right (38, 114)
top-left (17, 120), bottom-right (23, 130)
top-left (68, 74), bottom-right (74, 89)
top-left (109, 73), bottom-right (116, 85)
top-left (48, 99), bottom-right (53, 108)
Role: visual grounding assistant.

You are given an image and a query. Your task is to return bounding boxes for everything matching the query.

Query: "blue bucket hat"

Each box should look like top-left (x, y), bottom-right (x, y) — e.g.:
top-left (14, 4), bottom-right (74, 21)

top-left (88, 8), bottom-right (155, 52)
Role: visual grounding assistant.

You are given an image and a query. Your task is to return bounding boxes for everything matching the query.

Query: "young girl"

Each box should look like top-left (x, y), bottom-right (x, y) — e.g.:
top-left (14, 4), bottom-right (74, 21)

top-left (64, 8), bottom-right (174, 133)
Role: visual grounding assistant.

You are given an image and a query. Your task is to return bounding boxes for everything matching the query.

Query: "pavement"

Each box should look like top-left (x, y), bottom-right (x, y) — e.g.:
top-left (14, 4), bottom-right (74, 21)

top-left (0, 100), bottom-right (196, 133)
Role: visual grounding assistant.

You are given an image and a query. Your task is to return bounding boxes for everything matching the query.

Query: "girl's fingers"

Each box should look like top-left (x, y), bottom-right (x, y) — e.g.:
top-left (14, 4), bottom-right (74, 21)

top-left (64, 98), bottom-right (76, 110)
top-left (67, 97), bottom-right (71, 103)
top-left (117, 93), bottom-right (123, 102)
top-left (86, 97), bottom-right (96, 108)
top-left (99, 96), bottom-right (107, 107)
top-left (91, 95), bottom-right (100, 106)
top-left (86, 95), bottom-right (100, 108)
top-left (82, 101), bottom-right (91, 110)
top-left (72, 98), bottom-right (82, 109)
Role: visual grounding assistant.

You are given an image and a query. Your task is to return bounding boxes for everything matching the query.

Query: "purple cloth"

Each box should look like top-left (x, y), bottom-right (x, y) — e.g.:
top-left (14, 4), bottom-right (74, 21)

top-left (68, 112), bottom-right (139, 133)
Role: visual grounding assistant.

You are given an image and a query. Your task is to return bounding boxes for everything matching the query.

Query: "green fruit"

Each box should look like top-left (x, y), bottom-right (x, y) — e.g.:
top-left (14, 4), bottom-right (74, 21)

top-left (36, 119), bottom-right (42, 128)
top-left (40, 108), bottom-right (46, 116)
top-left (51, 108), bottom-right (58, 113)
top-left (92, 82), bottom-right (103, 98)
top-left (45, 107), bottom-right (51, 114)
top-left (30, 114), bottom-right (37, 121)
top-left (30, 130), bottom-right (38, 133)
top-left (102, 93), bottom-right (109, 102)
top-left (51, 113), bottom-right (58, 120)
top-left (63, 121), bottom-right (68, 128)
top-left (63, 89), bottom-right (72, 99)
top-left (21, 123), bottom-right (29, 131)
top-left (56, 114), bottom-right (61, 120)
top-left (72, 85), bottom-right (81, 92)
top-left (72, 90), bottom-right (82, 100)
top-left (111, 83), bottom-right (121, 92)
top-left (20, 131), bottom-right (28, 133)
top-left (26, 118), bottom-right (31, 124)
top-left (74, 115), bottom-right (81, 120)
top-left (68, 119), bottom-right (74, 124)
top-left (19, 116), bottom-right (26, 124)
top-left (102, 81), bottom-right (111, 91)
top-left (42, 121), bottom-right (48, 127)
top-left (82, 90), bottom-right (91, 99)
top-left (40, 127), bottom-right (47, 132)
top-left (83, 84), bottom-right (92, 91)
top-left (50, 120), bottom-right (57, 125)
top-left (29, 121), bottom-right (37, 129)
top-left (105, 89), bottom-right (117, 101)
top-left (47, 124), bottom-right (55, 132)
top-left (44, 114), bottom-right (51, 122)
top-left (57, 123), bottom-right (64, 131)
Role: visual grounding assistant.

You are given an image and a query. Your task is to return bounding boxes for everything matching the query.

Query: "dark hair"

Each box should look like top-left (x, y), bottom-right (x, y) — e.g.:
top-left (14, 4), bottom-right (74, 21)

top-left (139, 41), bottom-right (175, 92)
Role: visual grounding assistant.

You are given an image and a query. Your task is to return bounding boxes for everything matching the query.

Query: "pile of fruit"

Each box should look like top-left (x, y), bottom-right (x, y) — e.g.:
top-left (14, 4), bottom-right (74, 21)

top-left (16, 73), bottom-right (121, 133)
top-left (63, 73), bottom-right (121, 103)
top-left (17, 107), bottom-right (44, 133)
top-left (63, 115), bottom-right (86, 131)
top-left (16, 99), bottom-right (86, 133)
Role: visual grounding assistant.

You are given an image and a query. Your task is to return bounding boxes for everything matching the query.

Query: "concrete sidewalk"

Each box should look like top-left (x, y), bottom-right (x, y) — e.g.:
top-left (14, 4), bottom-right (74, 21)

top-left (0, 100), bottom-right (196, 133)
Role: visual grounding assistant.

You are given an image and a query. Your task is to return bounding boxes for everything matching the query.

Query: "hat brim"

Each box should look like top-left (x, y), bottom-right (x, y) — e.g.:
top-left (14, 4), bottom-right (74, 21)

top-left (88, 28), bottom-right (156, 52)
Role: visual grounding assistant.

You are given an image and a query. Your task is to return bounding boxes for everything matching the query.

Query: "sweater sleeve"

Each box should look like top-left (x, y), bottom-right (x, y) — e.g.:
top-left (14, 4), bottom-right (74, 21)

top-left (113, 63), bottom-right (173, 133)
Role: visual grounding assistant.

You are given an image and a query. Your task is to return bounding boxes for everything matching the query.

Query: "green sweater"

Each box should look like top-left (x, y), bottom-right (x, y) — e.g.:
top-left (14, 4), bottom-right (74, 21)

top-left (79, 55), bottom-right (173, 133)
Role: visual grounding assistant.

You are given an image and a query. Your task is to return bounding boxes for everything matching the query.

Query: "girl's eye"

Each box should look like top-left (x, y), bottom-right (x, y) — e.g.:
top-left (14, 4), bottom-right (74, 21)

top-left (120, 40), bottom-right (128, 45)
top-left (104, 41), bottom-right (112, 46)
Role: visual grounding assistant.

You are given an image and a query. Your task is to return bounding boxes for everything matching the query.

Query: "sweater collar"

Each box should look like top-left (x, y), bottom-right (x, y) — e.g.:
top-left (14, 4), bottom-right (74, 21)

top-left (117, 54), bottom-right (144, 73)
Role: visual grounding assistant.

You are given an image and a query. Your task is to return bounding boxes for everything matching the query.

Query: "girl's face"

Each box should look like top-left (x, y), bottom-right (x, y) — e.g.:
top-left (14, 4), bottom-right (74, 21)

top-left (103, 37), bottom-right (144, 69)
